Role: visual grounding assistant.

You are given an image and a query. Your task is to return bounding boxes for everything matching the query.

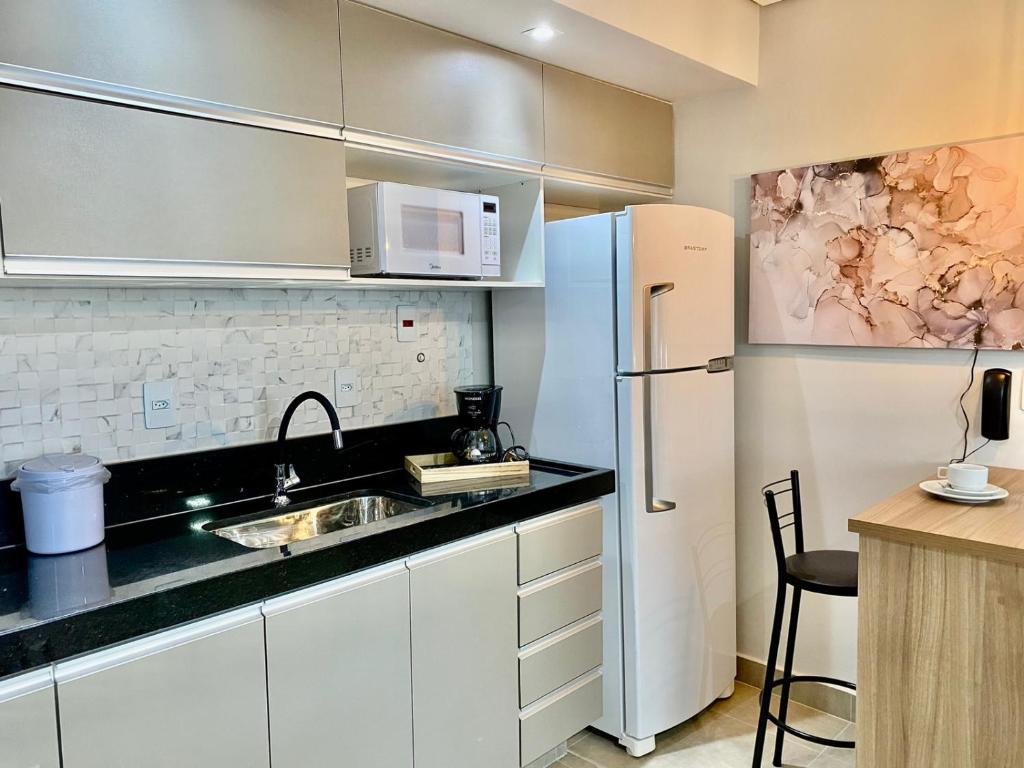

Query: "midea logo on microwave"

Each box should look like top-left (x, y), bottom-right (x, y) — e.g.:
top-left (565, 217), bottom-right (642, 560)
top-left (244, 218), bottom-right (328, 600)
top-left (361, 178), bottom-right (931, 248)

top-left (683, 244), bottom-right (708, 252)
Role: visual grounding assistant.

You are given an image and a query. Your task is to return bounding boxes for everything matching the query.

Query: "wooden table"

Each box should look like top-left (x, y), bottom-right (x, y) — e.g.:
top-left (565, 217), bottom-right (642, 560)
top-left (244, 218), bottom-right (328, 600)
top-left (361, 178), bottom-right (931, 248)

top-left (849, 466), bottom-right (1024, 767)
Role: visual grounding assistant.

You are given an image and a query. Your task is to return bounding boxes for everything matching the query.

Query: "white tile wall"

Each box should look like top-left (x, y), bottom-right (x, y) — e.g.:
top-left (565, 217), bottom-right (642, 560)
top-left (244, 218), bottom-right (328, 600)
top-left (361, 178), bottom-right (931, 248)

top-left (0, 286), bottom-right (480, 476)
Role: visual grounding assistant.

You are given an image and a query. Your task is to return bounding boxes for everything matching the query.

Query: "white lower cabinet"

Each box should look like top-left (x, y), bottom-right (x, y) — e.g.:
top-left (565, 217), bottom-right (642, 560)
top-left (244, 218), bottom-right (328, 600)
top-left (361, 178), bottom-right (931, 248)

top-left (263, 562), bottom-right (413, 768)
top-left (27, 501), bottom-right (603, 768)
top-left (55, 607), bottom-right (269, 768)
top-left (0, 668), bottom-right (60, 768)
top-left (408, 528), bottom-right (520, 768)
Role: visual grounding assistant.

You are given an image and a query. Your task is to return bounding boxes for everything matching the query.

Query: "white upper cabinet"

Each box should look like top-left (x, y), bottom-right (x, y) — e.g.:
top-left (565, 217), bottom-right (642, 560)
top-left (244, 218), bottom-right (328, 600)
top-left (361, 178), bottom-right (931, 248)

top-left (340, 1), bottom-right (545, 164)
top-left (0, 88), bottom-right (350, 280)
top-left (542, 65), bottom-right (674, 189)
top-left (0, 0), bottom-right (344, 124)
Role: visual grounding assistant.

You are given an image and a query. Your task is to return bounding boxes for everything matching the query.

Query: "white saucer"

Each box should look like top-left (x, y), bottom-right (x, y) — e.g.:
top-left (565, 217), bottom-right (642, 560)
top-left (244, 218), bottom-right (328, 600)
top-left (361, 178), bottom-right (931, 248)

top-left (919, 480), bottom-right (1008, 504)
top-left (938, 481), bottom-right (1003, 497)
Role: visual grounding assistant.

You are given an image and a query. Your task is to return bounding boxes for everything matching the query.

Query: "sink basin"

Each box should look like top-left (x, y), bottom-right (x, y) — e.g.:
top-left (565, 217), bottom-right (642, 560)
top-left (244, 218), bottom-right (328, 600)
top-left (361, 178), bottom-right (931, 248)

top-left (204, 490), bottom-right (432, 550)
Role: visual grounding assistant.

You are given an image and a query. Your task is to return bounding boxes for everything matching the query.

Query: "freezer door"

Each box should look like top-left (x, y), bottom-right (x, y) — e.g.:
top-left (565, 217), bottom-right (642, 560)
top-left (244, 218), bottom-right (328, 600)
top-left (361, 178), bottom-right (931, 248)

top-left (616, 368), bottom-right (735, 740)
top-left (615, 205), bottom-right (734, 373)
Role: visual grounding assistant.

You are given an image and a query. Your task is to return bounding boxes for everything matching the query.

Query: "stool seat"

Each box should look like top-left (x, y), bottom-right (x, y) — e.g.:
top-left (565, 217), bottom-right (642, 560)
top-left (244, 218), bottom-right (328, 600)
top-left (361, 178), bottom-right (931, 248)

top-left (784, 550), bottom-right (858, 596)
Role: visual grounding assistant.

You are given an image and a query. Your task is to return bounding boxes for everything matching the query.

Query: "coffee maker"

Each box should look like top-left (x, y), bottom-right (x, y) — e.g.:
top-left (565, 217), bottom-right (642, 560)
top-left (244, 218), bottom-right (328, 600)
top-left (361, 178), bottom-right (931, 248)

top-left (451, 385), bottom-right (503, 464)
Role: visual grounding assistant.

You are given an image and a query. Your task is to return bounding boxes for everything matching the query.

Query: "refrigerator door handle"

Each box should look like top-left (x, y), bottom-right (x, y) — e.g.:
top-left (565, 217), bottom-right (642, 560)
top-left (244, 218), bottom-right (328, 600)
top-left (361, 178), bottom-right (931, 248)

top-left (642, 282), bottom-right (675, 371)
top-left (642, 375), bottom-right (677, 514)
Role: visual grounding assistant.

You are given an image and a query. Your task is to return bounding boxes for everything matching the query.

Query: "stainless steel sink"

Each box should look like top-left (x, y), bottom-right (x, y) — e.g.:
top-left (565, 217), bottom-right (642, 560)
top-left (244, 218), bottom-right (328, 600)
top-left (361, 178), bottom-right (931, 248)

top-left (204, 491), bottom-right (431, 550)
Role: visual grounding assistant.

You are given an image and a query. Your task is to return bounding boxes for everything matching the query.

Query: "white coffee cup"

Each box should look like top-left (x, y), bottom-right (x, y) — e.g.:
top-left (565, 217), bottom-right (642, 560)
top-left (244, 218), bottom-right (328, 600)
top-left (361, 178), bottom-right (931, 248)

top-left (937, 463), bottom-right (989, 491)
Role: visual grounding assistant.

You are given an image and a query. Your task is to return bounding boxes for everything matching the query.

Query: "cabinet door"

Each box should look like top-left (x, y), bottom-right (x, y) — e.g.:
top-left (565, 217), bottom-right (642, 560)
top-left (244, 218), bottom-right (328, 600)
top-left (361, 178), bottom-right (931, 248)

top-left (264, 563), bottom-right (413, 768)
top-left (340, 1), bottom-right (544, 163)
top-left (55, 607), bottom-right (269, 768)
top-left (0, 0), bottom-right (343, 124)
top-left (0, 88), bottom-right (349, 279)
top-left (542, 65), bottom-right (674, 187)
top-left (409, 529), bottom-right (519, 768)
top-left (0, 668), bottom-right (60, 768)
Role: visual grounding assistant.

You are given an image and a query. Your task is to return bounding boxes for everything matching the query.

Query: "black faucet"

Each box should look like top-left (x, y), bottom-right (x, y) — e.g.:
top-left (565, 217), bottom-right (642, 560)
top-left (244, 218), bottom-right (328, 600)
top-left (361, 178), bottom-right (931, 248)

top-left (273, 390), bottom-right (344, 507)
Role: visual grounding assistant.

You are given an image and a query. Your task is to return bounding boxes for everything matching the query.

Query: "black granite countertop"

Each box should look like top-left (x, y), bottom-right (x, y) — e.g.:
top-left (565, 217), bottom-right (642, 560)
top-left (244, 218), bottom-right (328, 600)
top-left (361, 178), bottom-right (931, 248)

top-left (0, 417), bottom-right (613, 680)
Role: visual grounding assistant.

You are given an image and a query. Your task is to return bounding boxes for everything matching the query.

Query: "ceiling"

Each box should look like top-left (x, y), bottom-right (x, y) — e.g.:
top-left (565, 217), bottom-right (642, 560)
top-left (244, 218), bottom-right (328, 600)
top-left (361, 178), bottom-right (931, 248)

top-left (355, 0), bottom-right (757, 102)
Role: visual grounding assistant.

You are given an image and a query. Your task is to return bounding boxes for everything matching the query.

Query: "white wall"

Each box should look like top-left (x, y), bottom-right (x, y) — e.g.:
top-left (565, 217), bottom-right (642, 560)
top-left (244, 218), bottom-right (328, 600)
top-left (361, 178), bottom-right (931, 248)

top-left (674, 0), bottom-right (1024, 683)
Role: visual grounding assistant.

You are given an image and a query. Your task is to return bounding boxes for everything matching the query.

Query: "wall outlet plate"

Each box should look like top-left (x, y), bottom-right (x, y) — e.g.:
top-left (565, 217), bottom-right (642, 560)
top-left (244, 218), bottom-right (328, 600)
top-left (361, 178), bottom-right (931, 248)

top-left (334, 367), bottom-right (361, 408)
top-left (397, 305), bottom-right (417, 342)
top-left (143, 381), bottom-right (177, 429)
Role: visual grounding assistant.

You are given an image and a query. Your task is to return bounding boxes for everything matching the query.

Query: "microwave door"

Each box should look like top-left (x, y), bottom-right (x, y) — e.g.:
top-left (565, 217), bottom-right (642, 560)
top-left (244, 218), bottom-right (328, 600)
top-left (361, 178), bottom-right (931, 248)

top-left (381, 185), bottom-right (483, 277)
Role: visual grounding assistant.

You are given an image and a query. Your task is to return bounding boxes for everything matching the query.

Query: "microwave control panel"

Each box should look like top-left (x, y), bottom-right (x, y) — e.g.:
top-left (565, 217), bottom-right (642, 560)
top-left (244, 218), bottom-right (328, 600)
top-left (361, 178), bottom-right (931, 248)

top-left (481, 195), bottom-right (501, 278)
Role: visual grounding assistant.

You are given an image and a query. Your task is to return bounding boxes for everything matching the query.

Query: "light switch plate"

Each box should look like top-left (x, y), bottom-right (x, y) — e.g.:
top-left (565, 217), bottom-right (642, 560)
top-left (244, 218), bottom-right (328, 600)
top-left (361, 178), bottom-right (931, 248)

top-left (334, 367), bottom-right (361, 408)
top-left (143, 381), bottom-right (177, 429)
top-left (397, 305), bottom-right (417, 342)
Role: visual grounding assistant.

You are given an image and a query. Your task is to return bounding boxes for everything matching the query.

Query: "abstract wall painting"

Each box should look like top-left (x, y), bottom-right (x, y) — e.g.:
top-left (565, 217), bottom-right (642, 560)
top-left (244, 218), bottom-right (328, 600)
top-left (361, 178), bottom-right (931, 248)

top-left (749, 135), bottom-right (1024, 348)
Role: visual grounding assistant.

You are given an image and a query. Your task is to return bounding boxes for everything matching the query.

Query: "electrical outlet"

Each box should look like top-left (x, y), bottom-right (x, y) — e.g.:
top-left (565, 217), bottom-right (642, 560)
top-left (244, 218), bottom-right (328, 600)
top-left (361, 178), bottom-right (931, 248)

top-left (143, 381), bottom-right (177, 429)
top-left (397, 305), bottom-right (417, 342)
top-left (334, 367), bottom-right (361, 408)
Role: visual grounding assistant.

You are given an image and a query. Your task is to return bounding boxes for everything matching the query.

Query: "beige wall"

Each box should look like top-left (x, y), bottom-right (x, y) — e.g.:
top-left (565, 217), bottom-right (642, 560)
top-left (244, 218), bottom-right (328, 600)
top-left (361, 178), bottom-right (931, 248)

top-left (553, 0), bottom-right (759, 85)
top-left (674, 0), bottom-right (1024, 683)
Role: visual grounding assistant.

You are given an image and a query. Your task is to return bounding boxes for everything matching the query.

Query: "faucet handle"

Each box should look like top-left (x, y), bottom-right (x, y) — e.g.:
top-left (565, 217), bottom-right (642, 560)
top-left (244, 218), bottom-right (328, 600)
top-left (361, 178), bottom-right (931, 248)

top-left (282, 464), bottom-right (301, 490)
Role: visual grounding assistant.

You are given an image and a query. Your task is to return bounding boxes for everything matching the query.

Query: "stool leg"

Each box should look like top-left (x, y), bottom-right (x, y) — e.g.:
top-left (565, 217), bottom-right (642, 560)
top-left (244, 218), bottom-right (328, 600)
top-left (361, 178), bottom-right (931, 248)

top-left (752, 582), bottom-right (787, 768)
top-left (772, 587), bottom-right (802, 766)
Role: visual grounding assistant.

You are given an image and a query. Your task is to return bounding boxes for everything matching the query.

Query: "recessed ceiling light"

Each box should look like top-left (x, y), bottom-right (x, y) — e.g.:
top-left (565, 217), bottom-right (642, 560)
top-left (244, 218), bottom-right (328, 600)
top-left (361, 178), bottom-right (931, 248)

top-left (522, 25), bottom-right (561, 42)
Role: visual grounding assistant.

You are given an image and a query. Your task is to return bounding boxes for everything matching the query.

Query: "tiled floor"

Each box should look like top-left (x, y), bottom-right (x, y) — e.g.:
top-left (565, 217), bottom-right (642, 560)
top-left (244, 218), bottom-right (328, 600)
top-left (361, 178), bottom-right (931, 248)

top-left (555, 682), bottom-right (855, 768)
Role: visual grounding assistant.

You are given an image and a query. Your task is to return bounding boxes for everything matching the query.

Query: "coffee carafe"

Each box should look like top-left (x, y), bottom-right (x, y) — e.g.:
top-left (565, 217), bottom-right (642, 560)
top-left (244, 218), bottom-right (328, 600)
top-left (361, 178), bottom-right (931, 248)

top-left (451, 385), bottom-right (503, 464)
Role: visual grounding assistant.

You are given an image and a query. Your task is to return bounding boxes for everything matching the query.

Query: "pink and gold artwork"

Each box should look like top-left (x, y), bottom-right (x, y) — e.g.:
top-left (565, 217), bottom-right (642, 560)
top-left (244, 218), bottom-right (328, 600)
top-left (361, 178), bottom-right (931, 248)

top-left (749, 135), bottom-right (1024, 348)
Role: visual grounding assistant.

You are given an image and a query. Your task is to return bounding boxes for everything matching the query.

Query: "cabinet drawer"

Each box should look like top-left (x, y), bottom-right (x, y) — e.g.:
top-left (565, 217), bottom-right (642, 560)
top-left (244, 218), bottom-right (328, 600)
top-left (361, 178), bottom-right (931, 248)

top-left (517, 502), bottom-right (602, 584)
top-left (519, 614), bottom-right (602, 707)
top-left (518, 559), bottom-right (602, 646)
top-left (520, 669), bottom-right (602, 767)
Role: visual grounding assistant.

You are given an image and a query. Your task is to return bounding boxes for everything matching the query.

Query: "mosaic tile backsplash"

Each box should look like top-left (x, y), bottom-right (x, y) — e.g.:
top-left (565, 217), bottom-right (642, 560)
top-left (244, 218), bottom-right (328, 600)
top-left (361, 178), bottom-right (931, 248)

top-left (0, 287), bottom-right (480, 477)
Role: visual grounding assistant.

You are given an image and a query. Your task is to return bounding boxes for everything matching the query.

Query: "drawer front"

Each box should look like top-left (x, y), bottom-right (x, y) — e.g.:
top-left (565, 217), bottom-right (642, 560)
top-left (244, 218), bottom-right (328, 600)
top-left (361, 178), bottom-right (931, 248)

top-left (517, 502), bottom-right (602, 584)
top-left (520, 669), bottom-right (602, 767)
top-left (518, 559), bottom-right (602, 646)
top-left (519, 614), bottom-right (602, 707)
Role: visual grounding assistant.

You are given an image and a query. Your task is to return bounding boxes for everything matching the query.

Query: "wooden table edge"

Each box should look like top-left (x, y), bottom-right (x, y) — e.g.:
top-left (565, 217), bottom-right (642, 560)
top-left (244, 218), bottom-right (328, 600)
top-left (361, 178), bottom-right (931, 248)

top-left (849, 517), bottom-right (1024, 566)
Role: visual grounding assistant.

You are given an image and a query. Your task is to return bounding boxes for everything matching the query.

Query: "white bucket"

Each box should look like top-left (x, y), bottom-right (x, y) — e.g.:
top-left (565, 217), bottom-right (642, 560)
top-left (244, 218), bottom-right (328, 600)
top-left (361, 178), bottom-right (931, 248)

top-left (12, 454), bottom-right (111, 555)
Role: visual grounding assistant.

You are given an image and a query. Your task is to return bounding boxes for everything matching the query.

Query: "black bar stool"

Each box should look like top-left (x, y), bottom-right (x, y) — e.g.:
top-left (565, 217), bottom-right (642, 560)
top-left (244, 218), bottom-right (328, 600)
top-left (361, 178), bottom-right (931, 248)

top-left (752, 470), bottom-right (857, 768)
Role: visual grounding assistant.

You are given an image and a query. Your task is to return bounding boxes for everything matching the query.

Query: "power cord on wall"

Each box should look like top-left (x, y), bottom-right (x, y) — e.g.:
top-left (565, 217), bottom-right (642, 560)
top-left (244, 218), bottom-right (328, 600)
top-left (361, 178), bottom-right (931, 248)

top-left (951, 347), bottom-right (990, 464)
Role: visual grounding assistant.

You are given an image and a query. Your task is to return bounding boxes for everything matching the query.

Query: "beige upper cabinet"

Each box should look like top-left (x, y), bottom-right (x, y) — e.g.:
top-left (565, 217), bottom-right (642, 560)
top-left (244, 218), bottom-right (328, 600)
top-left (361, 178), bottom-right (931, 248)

top-left (340, 1), bottom-right (544, 163)
top-left (0, 88), bottom-right (350, 279)
top-left (543, 65), bottom-right (674, 188)
top-left (0, 0), bottom-right (344, 124)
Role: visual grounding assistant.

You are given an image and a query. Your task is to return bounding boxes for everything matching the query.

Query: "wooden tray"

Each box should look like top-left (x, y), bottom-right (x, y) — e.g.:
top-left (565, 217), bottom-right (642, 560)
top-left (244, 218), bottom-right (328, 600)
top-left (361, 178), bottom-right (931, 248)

top-left (404, 452), bottom-right (530, 486)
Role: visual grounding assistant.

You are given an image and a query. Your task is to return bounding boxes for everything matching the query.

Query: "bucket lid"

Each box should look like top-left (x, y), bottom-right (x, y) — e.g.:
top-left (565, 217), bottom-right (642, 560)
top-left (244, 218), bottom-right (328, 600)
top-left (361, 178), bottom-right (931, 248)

top-left (19, 453), bottom-right (104, 477)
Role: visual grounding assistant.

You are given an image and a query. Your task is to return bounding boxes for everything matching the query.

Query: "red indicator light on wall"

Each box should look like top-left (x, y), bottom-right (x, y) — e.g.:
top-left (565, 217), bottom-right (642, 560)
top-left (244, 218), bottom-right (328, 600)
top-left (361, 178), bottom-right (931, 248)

top-left (402, 320), bottom-right (414, 327)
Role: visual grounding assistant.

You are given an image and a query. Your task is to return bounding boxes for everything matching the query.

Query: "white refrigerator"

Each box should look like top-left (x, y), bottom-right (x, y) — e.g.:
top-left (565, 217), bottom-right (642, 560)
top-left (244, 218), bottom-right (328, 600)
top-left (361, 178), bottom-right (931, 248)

top-left (493, 204), bottom-right (736, 758)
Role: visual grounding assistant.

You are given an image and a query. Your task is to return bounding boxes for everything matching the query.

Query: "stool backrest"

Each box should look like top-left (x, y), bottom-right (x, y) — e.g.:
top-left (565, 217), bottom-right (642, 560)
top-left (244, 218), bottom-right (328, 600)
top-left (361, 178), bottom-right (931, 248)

top-left (762, 469), bottom-right (805, 569)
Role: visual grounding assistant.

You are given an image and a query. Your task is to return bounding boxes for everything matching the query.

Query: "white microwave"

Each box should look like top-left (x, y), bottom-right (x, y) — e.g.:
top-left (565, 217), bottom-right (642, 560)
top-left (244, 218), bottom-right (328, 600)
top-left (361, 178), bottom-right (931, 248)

top-left (347, 182), bottom-right (500, 279)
